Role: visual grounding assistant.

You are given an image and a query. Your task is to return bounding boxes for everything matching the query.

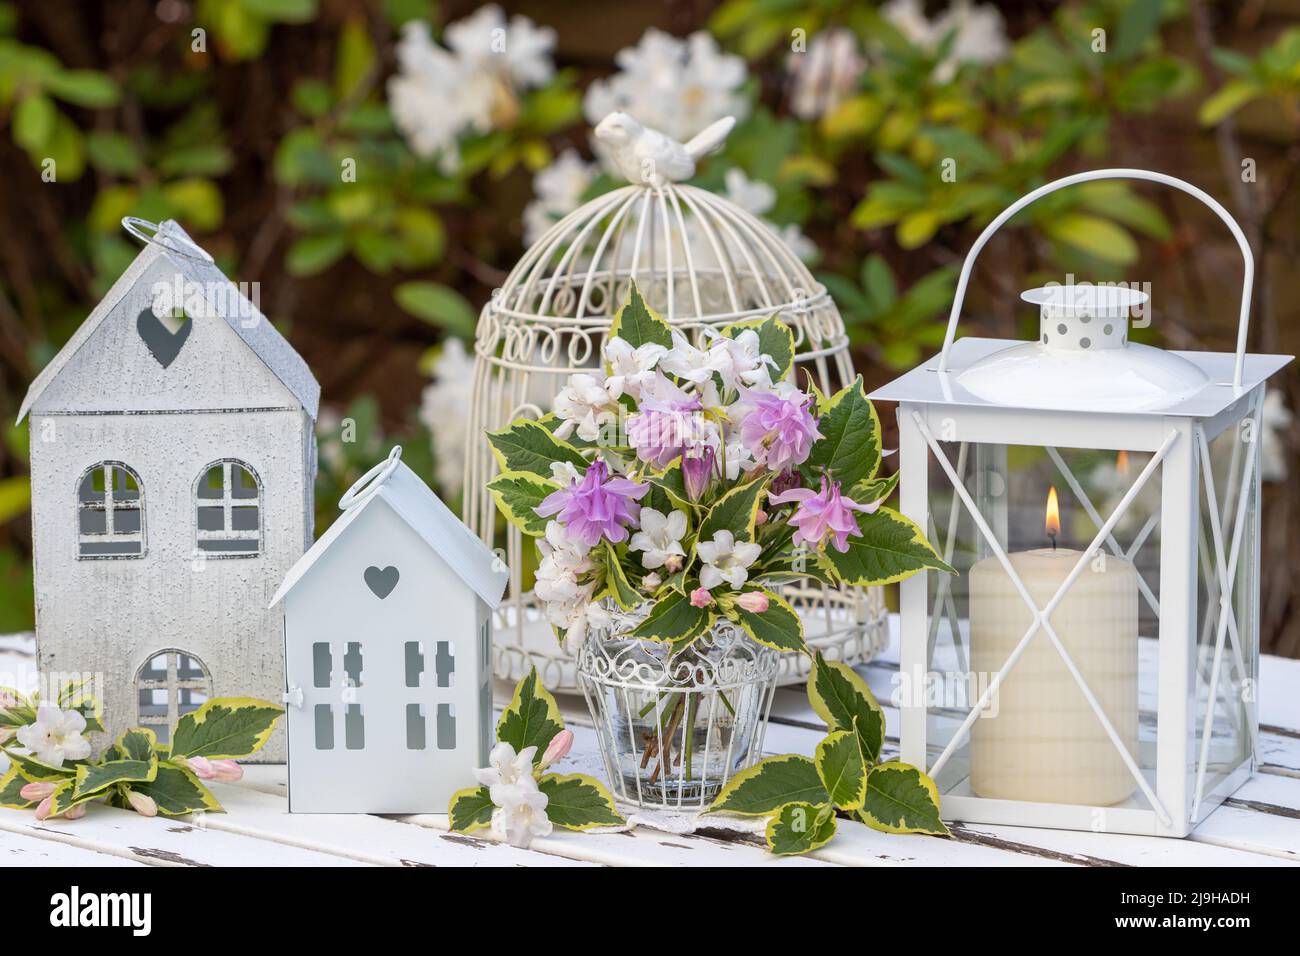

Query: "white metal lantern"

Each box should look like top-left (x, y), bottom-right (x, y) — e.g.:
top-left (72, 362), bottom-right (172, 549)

top-left (871, 169), bottom-right (1293, 838)
top-left (465, 113), bottom-right (885, 691)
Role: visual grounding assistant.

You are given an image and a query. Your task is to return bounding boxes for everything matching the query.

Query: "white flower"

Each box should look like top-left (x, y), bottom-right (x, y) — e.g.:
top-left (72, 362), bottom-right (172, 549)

top-left (722, 168), bottom-right (818, 265)
top-left (16, 705), bottom-right (91, 767)
top-left (659, 333), bottom-right (716, 384)
top-left (388, 22), bottom-right (470, 167)
top-left (642, 572), bottom-right (663, 589)
top-left (523, 149), bottom-right (599, 244)
top-left (474, 741), bottom-right (537, 795)
top-left (491, 781), bottom-right (553, 848)
top-left (553, 371), bottom-right (616, 441)
top-left (444, 4), bottom-right (556, 89)
top-left (771, 222), bottom-right (819, 264)
top-left (705, 327), bottom-right (775, 390)
top-left (550, 460), bottom-right (583, 485)
top-left (881, 0), bottom-right (1008, 82)
top-left (583, 29), bottom-right (749, 149)
top-left (543, 581), bottom-right (610, 654)
top-left (1261, 390), bottom-right (1293, 483)
top-left (629, 508), bottom-right (688, 569)
top-left (534, 522), bottom-right (594, 604)
top-left (419, 338), bottom-right (476, 496)
top-left (788, 28), bottom-right (866, 120)
top-left (603, 336), bottom-right (667, 400)
top-left (697, 529), bottom-right (762, 590)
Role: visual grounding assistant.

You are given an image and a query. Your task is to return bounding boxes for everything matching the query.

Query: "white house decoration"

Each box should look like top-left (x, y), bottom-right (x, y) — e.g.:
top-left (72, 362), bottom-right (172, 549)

top-left (19, 218), bottom-right (320, 763)
top-left (271, 446), bottom-right (508, 813)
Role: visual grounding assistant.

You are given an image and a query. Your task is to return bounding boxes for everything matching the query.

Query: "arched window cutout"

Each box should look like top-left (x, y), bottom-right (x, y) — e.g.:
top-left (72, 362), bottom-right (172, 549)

top-left (195, 460), bottom-right (261, 556)
top-left (136, 649), bottom-right (211, 745)
top-left (77, 462), bottom-right (145, 558)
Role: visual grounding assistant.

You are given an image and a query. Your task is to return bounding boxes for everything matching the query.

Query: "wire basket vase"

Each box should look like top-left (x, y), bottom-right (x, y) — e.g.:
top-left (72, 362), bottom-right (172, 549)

top-left (576, 606), bottom-right (780, 811)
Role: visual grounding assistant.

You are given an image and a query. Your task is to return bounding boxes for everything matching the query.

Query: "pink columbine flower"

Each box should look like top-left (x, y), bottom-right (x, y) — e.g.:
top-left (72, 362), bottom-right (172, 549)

top-left (739, 389), bottom-right (822, 472)
top-left (681, 445), bottom-right (716, 502)
top-left (769, 477), bottom-right (882, 552)
top-left (541, 730), bottom-right (574, 768)
top-left (535, 460), bottom-right (649, 549)
top-left (690, 587), bottom-right (714, 608)
top-left (20, 781), bottom-right (57, 801)
top-left (627, 395), bottom-right (705, 469)
top-left (735, 591), bottom-right (770, 613)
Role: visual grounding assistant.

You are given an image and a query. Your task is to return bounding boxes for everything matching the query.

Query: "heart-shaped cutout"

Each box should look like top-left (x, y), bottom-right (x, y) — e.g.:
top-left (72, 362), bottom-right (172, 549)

top-left (364, 565), bottom-right (400, 599)
top-left (137, 308), bottom-right (191, 369)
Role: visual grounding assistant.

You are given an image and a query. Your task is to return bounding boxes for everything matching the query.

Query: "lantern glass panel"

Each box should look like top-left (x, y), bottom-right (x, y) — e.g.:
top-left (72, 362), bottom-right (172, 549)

top-left (923, 438), bottom-right (1167, 812)
top-left (1190, 422), bottom-right (1259, 808)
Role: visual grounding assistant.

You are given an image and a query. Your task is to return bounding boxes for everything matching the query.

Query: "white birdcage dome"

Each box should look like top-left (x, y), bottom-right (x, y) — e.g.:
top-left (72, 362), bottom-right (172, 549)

top-left (463, 115), bottom-right (887, 691)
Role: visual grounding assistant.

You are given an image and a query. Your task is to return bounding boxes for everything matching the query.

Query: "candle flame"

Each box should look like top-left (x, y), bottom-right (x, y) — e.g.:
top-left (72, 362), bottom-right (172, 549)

top-left (1045, 486), bottom-right (1061, 541)
top-left (1116, 450), bottom-right (1130, 476)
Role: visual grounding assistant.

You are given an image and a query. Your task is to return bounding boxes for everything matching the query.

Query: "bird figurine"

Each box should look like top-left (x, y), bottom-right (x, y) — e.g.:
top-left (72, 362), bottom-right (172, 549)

top-left (594, 111), bottom-right (736, 188)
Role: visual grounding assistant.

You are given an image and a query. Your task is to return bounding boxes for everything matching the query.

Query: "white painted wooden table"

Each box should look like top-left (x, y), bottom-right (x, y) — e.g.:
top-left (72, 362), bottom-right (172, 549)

top-left (1, 624), bottom-right (1297, 867)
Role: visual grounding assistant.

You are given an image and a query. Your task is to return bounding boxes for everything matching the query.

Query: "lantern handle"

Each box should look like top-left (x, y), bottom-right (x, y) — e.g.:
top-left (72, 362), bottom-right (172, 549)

top-left (937, 168), bottom-right (1254, 390)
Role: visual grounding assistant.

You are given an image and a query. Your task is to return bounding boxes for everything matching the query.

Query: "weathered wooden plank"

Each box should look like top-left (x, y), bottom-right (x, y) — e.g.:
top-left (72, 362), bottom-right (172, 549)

top-left (0, 822), bottom-right (143, 866)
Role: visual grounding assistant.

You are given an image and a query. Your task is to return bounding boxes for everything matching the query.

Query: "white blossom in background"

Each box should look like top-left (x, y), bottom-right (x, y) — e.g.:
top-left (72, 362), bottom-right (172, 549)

top-left (1261, 390), bottom-right (1293, 482)
top-left (787, 28), bottom-right (866, 120)
top-left (419, 337), bottom-right (476, 497)
top-left (723, 168), bottom-right (818, 264)
top-left (523, 149), bottom-right (599, 245)
top-left (584, 30), bottom-right (749, 151)
top-left (881, 0), bottom-right (1009, 81)
top-left (388, 6), bottom-right (557, 171)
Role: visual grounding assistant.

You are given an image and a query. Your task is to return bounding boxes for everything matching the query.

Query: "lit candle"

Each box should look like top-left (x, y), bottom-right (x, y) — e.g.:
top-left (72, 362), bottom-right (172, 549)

top-left (968, 487), bottom-right (1139, 806)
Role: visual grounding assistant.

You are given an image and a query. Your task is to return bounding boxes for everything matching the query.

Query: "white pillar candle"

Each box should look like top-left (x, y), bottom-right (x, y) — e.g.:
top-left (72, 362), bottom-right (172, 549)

top-left (969, 548), bottom-right (1138, 806)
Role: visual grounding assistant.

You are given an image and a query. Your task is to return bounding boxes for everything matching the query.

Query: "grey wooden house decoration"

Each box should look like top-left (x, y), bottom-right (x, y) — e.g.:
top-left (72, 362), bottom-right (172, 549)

top-left (19, 218), bottom-right (320, 763)
top-left (271, 446), bottom-right (507, 813)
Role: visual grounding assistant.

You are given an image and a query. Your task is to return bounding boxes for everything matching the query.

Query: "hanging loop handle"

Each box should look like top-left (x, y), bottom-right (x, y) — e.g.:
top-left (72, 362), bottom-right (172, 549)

top-left (339, 446), bottom-right (403, 511)
top-left (936, 168), bottom-right (1254, 390)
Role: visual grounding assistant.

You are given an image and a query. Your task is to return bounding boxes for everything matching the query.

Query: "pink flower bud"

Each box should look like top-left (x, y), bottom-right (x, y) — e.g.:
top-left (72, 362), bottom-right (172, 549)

top-left (20, 780), bottom-right (57, 801)
top-left (211, 759), bottom-right (243, 782)
top-left (63, 802), bottom-right (87, 820)
top-left (754, 509), bottom-right (769, 526)
top-left (34, 795), bottom-right (53, 821)
top-left (664, 554), bottom-right (683, 573)
top-left (641, 572), bottom-right (662, 590)
top-left (184, 756), bottom-right (217, 779)
top-left (735, 591), bottom-right (769, 613)
top-left (541, 730), bottom-right (574, 768)
top-left (127, 790), bottom-right (158, 817)
top-left (690, 587), bottom-right (714, 608)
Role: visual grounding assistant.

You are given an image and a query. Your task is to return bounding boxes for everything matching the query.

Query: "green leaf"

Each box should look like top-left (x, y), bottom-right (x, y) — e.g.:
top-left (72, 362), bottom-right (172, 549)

top-left (2, 748), bottom-right (76, 781)
top-left (722, 314), bottom-right (795, 381)
top-left (537, 773), bottom-right (625, 830)
top-left (609, 280), bottom-right (672, 350)
top-left (707, 754), bottom-right (828, 816)
top-left (111, 727), bottom-right (158, 762)
top-left (241, 0), bottom-right (318, 21)
top-left (803, 376), bottom-right (881, 490)
top-left (697, 476), bottom-right (770, 546)
top-left (0, 765), bottom-right (35, 809)
top-left (74, 757), bottom-right (158, 799)
top-left (602, 542), bottom-right (641, 611)
top-left (45, 69), bottom-right (119, 107)
top-left (133, 763), bottom-right (223, 816)
top-left (728, 588), bottom-right (805, 653)
top-left (765, 802), bottom-right (836, 856)
top-left (1198, 79), bottom-right (1262, 125)
top-left (13, 93), bottom-right (55, 152)
top-left (46, 779), bottom-right (98, 819)
top-left (488, 471), bottom-right (556, 536)
top-left (849, 471), bottom-right (899, 505)
top-left (286, 233), bottom-right (347, 276)
top-left (815, 730), bottom-right (867, 810)
top-left (1111, 0), bottom-right (1163, 61)
top-left (630, 590), bottom-right (709, 643)
top-left (394, 281), bottom-right (476, 339)
top-left (807, 652), bottom-right (885, 762)
top-left (334, 18), bottom-right (375, 101)
top-left (486, 420), bottom-right (588, 480)
top-left (169, 697), bottom-right (284, 760)
top-left (1042, 213), bottom-right (1139, 266)
top-left (447, 785), bottom-right (494, 832)
top-left (817, 506), bottom-right (955, 586)
top-left (860, 762), bottom-right (949, 836)
top-left (496, 668), bottom-right (565, 767)
top-left (86, 131), bottom-right (142, 175)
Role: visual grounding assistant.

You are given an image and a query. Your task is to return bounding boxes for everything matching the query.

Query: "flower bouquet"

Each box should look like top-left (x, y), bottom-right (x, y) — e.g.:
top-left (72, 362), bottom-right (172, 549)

top-left (486, 281), bottom-right (951, 807)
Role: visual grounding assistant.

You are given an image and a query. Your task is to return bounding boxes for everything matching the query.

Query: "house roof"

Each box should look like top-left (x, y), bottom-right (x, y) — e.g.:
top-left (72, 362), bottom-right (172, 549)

top-left (269, 452), bottom-right (509, 610)
top-left (18, 219), bottom-right (320, 423)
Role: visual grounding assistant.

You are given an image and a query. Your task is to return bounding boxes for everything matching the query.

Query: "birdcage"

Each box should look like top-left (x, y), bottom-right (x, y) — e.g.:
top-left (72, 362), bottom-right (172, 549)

top-left (464, 129), bottom-right (886, 692)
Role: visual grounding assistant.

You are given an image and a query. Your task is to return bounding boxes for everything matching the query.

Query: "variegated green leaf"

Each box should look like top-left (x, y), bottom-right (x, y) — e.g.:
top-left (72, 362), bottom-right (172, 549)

top-left (765, 801), bottom-right (837, 856)
top-left (496, 668), bottom-right (565, 766)
top-left (74, 757), bottom-right (158, 799)
top-left (727, 588), bottom-right (805, 653)
top-left (815, 730), bottom-right (868, 810)
top-left (630, 590), bottom-right (709, 643)
top-left (722, 314), bottom-right (795, 381)
top-left (697, 475), bottom-right (770, 546)
top-left (1, 748), bottom-right (76, 781)
top-left (487, 419), bottom-right (589, 479)
top-left (609, 280), bottom-right (673, 350)
top-left (111, 727), bottom-right (157, 762)
top-left (169, 697), bottom-right (284, 760)
top-left (134, 762), bottom-right (223, 815)
top-left (538, 773), bottom-right (625, 830)
top-left (860, 761), bottom-right (949, 836)
top-left (807, 652), bottom-right (885, 762)
top-left (803, 375), bottom-right (881, 489)
top-left (849, 470), bottom-right (899, 506)
top-left (0, 765), bottom-right (34, 808)
top-left (707, 754), bottom-right (828, 816)
top-left (447, 785), bottom-right (494, 833)
top-left (817, 506), bottom-right (954, 586)
top-left (47, 779), bottom-right (98, 819)
top-left (488, 470), bottom-right (557, 536)
top-left (602, 542), bottom-right (641, 611)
